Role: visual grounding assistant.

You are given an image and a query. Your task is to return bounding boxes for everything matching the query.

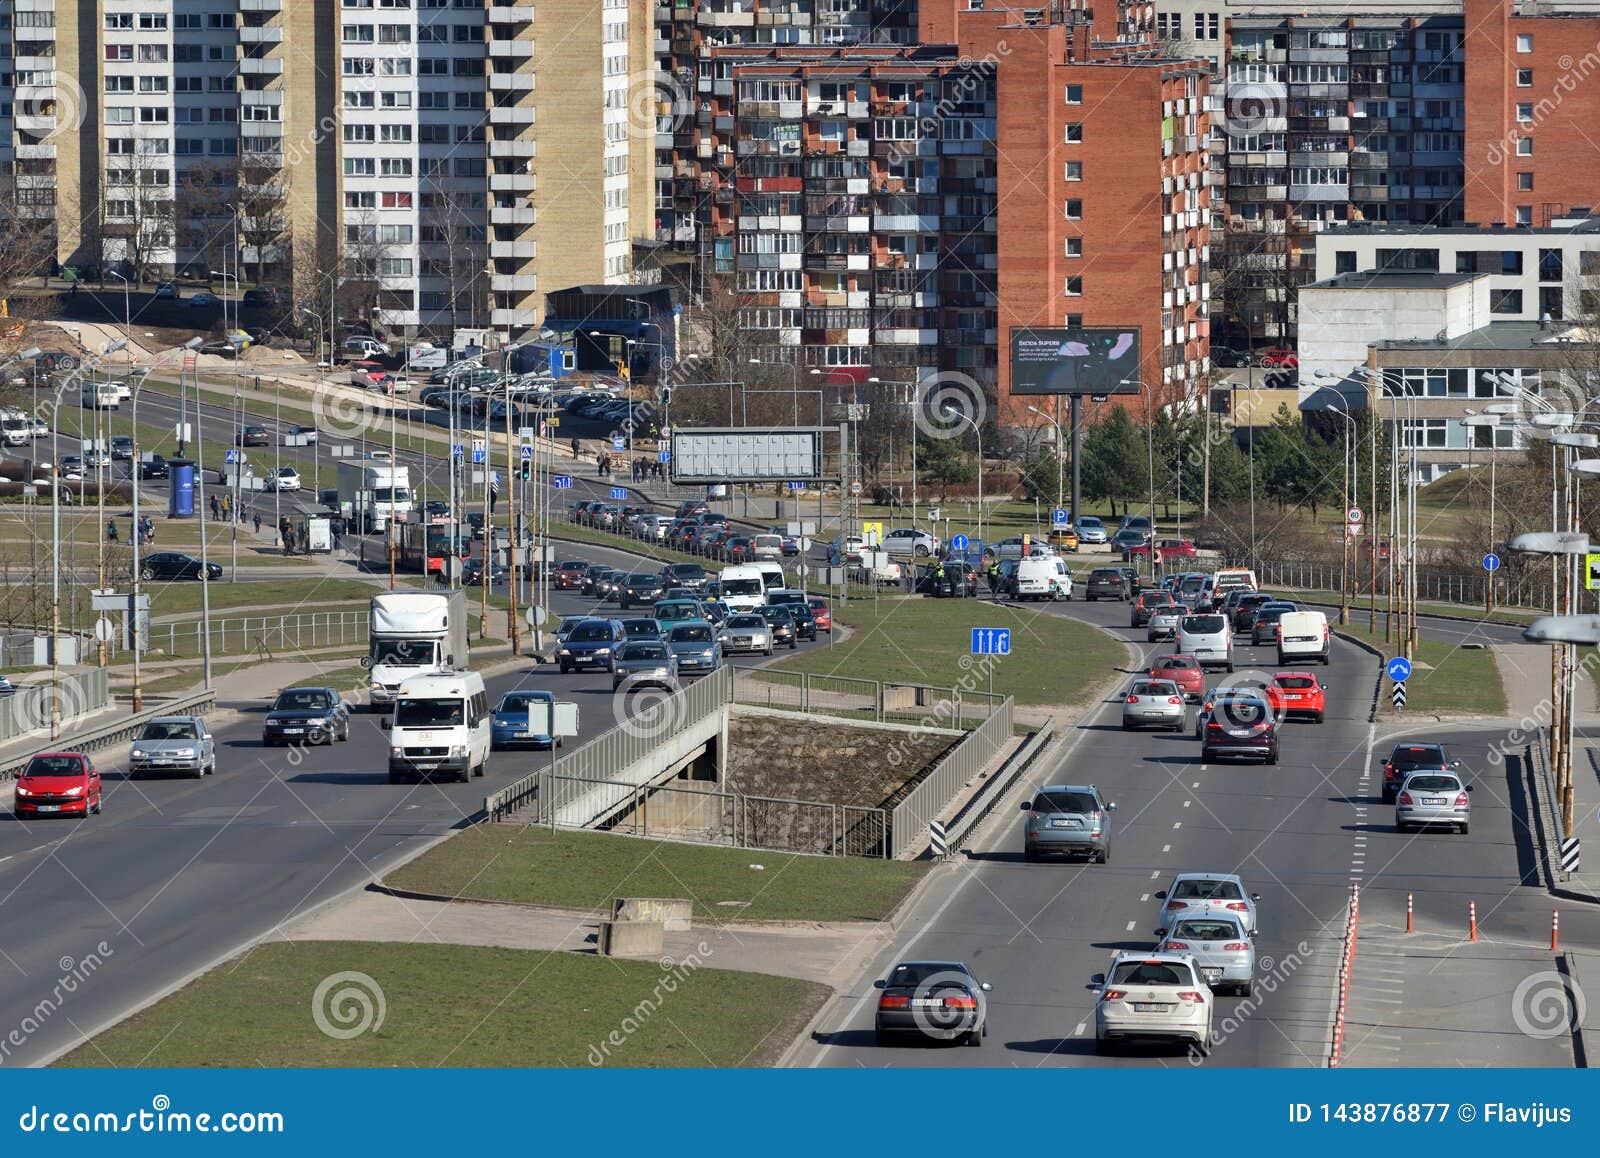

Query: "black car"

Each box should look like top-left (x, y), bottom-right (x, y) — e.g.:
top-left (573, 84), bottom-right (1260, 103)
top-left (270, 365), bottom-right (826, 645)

top-left (759, 605), bottom-right (799, 649)
top-left (236, 424), bottom-right (269, 447)
top-left (262, 686), bottom-right (350, 746)
top-left (1199, 692), bottom-right (1278, 764)
top-left (1084, 568), bottom-right (1129, 601)
top-left (874, 960), bottom-right (991, 1047)
top-left (1381, 742), bottom-right (1459, 803)
top-left (618, 572), bottom-right (664, 609)
top-left (582, 564), bottom-right (617, 595)
top-left (110, 436), bottom-right (135, 461)
top-left (659, 562), bottom-right (709, 592)
top-left (461, 556), bottom-right (505, 586)
top-left (137, 454), bottom-right (169, 480)
top-left (785, 601), bottom-right (819, 641)
top-left (1231, 592), bottom-right (1273, 632)
top-left (141, 552), bottom-right (222, 581)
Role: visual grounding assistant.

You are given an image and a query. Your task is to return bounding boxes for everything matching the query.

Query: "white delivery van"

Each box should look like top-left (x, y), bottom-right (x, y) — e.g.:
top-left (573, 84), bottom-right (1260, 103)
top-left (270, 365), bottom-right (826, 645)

top-left (753, 560), bottom-right (787, 592)
top-left (1177, 612), bottom-right (1234, 672)
top-left (717, 565), bottom-right (768, 611)
top-left (1211, 568), bottom-right (1258, 604)
top-left (384, 669), bottom-right (490, 784)
top-left (1015, 556), bottom-right (1074, 601)
top-left (1275, 610), bottom-right (1330, 666)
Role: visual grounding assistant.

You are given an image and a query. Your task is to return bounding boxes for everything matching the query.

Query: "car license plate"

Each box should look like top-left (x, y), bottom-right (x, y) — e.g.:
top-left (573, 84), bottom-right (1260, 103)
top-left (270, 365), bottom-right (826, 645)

top-left (1202, 968), bottom-right (1223, 983)
top-left (36, 805), bottom-right (61, 813)
top-left (1050, 818), bottom-right (1082, 828)
top-left (1423, 796), bottom-right (1446, 805)
top-left (912, 998), bottom-right (945, 1008)
top-left (1141, 710), bottom-right (1164, 718)
top-left (282, 728), bottom-right (303, 734)
top-left (1133, 1003), bottom-right (1170, 1013)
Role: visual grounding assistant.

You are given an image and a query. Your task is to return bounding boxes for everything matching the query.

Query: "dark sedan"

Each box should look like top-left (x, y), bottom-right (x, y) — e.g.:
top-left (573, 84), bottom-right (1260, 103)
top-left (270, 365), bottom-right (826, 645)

top-left (236, 424), bottom-right (270, 447)
top-left (874, 960), bottom-right (991, 1047)
top-left (140, 552), bottom-right (222, 581)
top-left (618, 572), bottom-right (664, 609)
top-left (759, 605), bottom-right (799, 649)
top-left (262, 686), bottom-right (350, 746)
top-left (137, 454), bottom-right (169, 480)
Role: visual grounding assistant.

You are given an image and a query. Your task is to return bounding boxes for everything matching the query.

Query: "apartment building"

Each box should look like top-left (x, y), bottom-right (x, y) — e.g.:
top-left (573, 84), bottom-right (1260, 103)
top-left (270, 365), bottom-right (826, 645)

top-left (0, 0), bottom-right (653, 339)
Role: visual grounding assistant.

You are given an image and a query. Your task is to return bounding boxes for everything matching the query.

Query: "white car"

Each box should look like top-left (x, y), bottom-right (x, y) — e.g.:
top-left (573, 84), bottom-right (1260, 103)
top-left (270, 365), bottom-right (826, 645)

top-left (1095, 951), bottom-right (1213, 1055)
top-left (1177, 612), bottom-right (1234, 671)
top-left (1157, 872), bottom-right (1260, 937)
top-left (104, 381), bottom-right (132, 402)
top-left (81, 448), bottom-right (111, 468)
top-left (1014, 555), bottom-right (1073, 600)
top-left (267, 467), bottom-right (302, 492)
top-left (880, 527), bottom-right (940, 559)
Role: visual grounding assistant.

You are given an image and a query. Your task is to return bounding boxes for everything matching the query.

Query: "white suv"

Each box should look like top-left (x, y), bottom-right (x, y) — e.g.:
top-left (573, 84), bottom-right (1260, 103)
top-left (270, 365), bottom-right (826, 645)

top-left (1177, 613), bottom-right (1234, 672)
top-left (1095, 951), bottom-right (1214, 1055)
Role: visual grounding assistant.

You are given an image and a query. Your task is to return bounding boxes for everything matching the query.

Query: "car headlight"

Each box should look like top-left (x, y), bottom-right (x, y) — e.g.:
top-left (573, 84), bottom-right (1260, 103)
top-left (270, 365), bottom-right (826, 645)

top-left (15, 786), bottom-right (31, 797)
top-left (131, 748), bottom-right (144, 758)
top-left (62, 786), bottom-right (84, 797)
top-left (448, 745), bottom-right (467, 758)
top-left (389, 746), bottom-right (404, 759)
top-left (701, 648), bottom-right (715, 658)
top-left (370, 681), bottom-right (383, 692)
top-left (595, 647), bottom-right (611, 656)
top-left (557, 648), bottom-right (571, 656)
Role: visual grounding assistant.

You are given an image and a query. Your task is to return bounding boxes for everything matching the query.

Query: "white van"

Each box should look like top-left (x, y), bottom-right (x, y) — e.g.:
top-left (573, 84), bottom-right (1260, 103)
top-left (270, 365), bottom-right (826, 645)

top-left (1, 411), bottom-right (30, 448)
top-left (80, 382), bottom-right (120, 410)
top-left (1276, 610), bottom-right (1330, 666)
top-left (384, 670), bottom-right (491, 784)
top-left (1177, 612), bottom-right (1234, 672)
top-left (717, 565), bottom-right (768, 611)
top-left (1015, 556), bottom-right (1074, 601)
top-left (753, 560), bottom-right (787, 592)
top-left (1212, 568), bottom-right (1258, 604)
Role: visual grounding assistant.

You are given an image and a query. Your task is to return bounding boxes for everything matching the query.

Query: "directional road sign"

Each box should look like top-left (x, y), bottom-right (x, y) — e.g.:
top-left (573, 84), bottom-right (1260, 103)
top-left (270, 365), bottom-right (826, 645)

top-left (471, 439), bottom-right (486, 465)
top-left (950, 534), bottom-right (970, 552)
top-left (971, 628), bottom-right (1011, 656)
top-left (1386, 656), bottom-right (1412, 682)
top-left (658, 450), bottom-right (671, 464)
top-left (1391, 683), bottom-right (1408, 709)
top-left (786, 481), bottom-right (806, 490)
top-left (610, 487), bottom-right (627, 500)
top-left (1483, 552), bottom-right (1501, 572)
top-left (552, 475), bottom-right (573, 490)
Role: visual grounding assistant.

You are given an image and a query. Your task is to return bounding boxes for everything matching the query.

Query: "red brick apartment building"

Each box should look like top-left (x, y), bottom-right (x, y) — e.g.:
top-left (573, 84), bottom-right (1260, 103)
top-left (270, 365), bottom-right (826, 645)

top-left (1464, 0), bottom-right (1600, 228)
top-left (676, 1), bottom-right (1210, 426)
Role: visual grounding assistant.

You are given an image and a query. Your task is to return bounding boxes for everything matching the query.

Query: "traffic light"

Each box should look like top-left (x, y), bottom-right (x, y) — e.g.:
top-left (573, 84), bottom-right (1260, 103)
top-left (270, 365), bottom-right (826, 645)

top-left (519, 459), bottom-right (532, 481)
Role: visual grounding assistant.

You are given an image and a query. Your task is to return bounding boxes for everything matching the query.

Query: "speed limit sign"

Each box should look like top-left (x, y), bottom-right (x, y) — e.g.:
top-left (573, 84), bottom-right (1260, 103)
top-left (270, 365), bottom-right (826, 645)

top-left (1347, 506), bottom-right (1364, 524)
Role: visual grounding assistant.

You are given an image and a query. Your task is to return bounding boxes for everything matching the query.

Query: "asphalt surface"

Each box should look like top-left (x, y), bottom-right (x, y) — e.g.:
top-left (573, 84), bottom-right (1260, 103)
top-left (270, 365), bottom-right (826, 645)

top-left (0, 537), bottom-right (838, 1068)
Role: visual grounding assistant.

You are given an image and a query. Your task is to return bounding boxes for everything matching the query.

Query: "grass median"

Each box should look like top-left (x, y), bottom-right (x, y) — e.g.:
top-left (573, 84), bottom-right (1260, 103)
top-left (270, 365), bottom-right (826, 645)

top-left (59, 941), bottom-right (825, 1068)
top-left (387, 826), bottom-right (927, 923)
top-left (1334, 623), bottom-right (1507, 716)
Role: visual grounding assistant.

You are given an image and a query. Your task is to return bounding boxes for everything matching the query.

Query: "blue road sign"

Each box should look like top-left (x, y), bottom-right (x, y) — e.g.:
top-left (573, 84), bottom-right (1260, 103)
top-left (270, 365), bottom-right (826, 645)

top-left (612, 437), bottom-right (625, 452)
top-left (610, 487), bottom-right (628, 500)
top-left (971, 628), bottom-right (1011, 656)
top-left (658, 450), bottom-right (671, 464)
top-left (552, 475), bottom-right (573, 490)
top-left (223, 449), bottom-right (240, 464)
top-left (785, 481), bottom-right (806, 491)
top-left (472, 447), bottom-right (487, 465)
top-left (451, 443), bottom-right (465, 460)
top-left (1052, 507), bottom-right (1070, 527)
top-left (519, 444), bottom-right (533, 460)
top-left (1483, 552), bottom-right (1502, 572)
top-left (1386, 656), bottom-right (1413, 682)
top-left (950, 534), bottom-right (970, 552)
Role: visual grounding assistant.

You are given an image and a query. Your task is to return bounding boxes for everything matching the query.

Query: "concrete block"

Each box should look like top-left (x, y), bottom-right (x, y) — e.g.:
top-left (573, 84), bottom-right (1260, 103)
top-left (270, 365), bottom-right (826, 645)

top-left (613, 897), bottom-right (692, 931)
top-left (597, 919), bottom-right (665, 958)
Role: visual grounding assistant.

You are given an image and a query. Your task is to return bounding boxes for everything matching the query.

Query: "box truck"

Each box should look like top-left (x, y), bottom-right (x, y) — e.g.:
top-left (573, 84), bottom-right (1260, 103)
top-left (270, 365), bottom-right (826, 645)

top-left (336, 455), bottom-right (413, 533)
top-left (362, 589), bottom-right (468, 711)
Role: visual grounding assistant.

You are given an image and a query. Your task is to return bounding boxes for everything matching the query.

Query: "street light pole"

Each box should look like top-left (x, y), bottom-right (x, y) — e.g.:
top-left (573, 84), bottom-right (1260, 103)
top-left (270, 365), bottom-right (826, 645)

top-left (1326, 403), bottom-right (1356, 625)
top-left (943, 406), bottom-right (983, 547)
top-left (1026, 404), bottom-right (1065, 511)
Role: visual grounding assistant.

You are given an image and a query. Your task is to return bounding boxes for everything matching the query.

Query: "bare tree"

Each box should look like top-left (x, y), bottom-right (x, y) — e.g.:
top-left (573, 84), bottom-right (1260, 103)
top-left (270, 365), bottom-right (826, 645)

top-left (421, 180), bottom-right (487, 336)
top-left (235, 155), bottom-right (291, 287)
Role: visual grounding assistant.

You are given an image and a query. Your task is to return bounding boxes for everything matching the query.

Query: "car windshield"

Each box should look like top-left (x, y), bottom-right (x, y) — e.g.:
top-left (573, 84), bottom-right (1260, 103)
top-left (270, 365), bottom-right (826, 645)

top-left (558, 561), bottom-right (586, 571)
top-left (1405, 775), bottom-right (1461, 793)
top-left (1256, 608), bottom-right (1288, 623)
top-left (720, 578), bottom-right (763, 596)
top-left (1145, 592), bottom-right (1174, 604)
top-left (1174, 919), bottom-right (1243, 942)
top-left (1091, 569), bottom-right (1120, 580)
top-left (657, 605), bottom-right (694, 620)
top-left (25, 756), bottom-right (83, 777)
top-left (139, 721), bottom-right (198, 740)
top-left (1392, 747), bottom-right (1444, 767)
top-left (568, 623), bottom-right (614, 642)
top-left (1183, 615), bottom-right (1226, 633)
top-left (670, 565), bottom-right (705, 580)
top-left (760, 607), bottom-right (791, 622)
top-left (1034, 791), bottom-right (1098, 814)
top-left (729, 615), bottom-right (766, 629)
top-left (1110, 960), bottom-right (1194, 987)
top-left (622, 621), bottom-right (661, 638)
top-left (1133, 682), bottom-right (1174, 697)
top-left (1157, 656), bottom-right (1199, 671)
top-left (394, 697), bottom-right (464, 728)
top-left (371, 640), bottom-right (435, 665)
top-left (623, 644), bottom-right (671, 661)
top-left (558, 617), bottom-right (586, 634)
top-left (1275, 677), bottom-right (1317, 690)
top-left (496, 693), bottom-right (547, 713)
top-left (1172, 879), bottom-right (1244, 901)
top-left (885, 963), bottom-right (968, 988)
top-left (626, 574), bottom-right (656, 586)
top-left (671, 626), bottom-right (713, 644)
top-left (1215, 698), bottom-right (1267, 724)
top-left (1078, 518), bottom-right (1103, 529)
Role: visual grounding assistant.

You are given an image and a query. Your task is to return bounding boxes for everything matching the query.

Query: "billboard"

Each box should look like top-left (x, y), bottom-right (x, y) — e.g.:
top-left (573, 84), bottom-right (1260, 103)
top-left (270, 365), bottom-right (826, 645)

top-left (1010, 327), bottom-right (1141, 396)
top-left (669, 427), bottom-right (828, 484)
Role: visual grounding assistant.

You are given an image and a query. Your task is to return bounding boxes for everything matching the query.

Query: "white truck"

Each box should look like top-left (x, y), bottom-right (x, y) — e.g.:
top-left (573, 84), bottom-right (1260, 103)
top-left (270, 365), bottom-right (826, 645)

top-left (336, 456), bottom-right (413, 533)
top-left (362, 590), bottom-right (469, 712)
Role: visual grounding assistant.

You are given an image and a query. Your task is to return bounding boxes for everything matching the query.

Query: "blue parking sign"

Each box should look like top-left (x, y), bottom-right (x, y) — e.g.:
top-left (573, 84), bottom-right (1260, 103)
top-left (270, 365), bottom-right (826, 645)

top-left (610, 487), bottom-right (627, 500)
top-left (1052, 507), bottom-right (1069, 527)
top-left (971, 628), bottom-right (1011, 656)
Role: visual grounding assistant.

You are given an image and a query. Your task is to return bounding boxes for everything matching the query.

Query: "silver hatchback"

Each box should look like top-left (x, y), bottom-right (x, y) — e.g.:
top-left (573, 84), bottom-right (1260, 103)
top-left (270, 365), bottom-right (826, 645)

top-left (1147, 606), bottom-right (1182, 641)
top-left (129, 715), bottom-right (216, 778)
top-left (1395, 771), bottom-right (1472, 834)
top-left (1022, 784), bottom-right (1116, 863)
top-left (1158, 914), bottom-right (1256, 996)
top-left (1122, 678), bottom-right (1185, 732)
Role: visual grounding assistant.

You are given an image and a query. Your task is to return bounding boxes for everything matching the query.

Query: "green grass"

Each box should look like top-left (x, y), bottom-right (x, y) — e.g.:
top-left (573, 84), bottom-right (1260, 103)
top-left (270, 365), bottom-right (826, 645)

top-left (59, 941), bottom-right (825, 1068)
top-left (387, 826), bottom-right (928, 923)
top-left (145, 576), bottom-right (392, 618)
top-left (772, 595), bottom-right (1124, 707)
top-left (1334, 624), bottom-right (1508, 716)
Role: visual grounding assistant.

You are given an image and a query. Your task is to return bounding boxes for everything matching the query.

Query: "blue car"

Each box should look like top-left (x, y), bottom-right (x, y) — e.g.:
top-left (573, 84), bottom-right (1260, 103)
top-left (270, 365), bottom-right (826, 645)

top-left (558, 617), bottom-right (626, 673)
top-left (665, 620), bottom-right (722, 676)
top-left (491, 689), bottom-right (558, 750)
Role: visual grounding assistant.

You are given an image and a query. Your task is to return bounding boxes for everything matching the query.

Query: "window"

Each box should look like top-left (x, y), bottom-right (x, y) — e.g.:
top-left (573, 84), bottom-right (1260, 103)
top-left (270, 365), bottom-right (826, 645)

top-left (1539, 248), bottom-right (1563, 281)
top-left (1516, 137), bottom-right (1533, 156)
top-left (1491, 288), bottom-right (1524, 314)
top-left (1516, 34), bottom-right (1533, 53)
top-left (1064, 161), bottom-right (1082, 181)
top-left (1066, 237), bottom-right (1082, 258)
top-left (1518, 171), bottom-right (1535, 191)
top-left (345, 191), bottom-right (376, 209)
top-left (1065, 84), bottom-right (1083, 104)
top-left (1516, 206), bottom-right (1533, 226)
top-left (1516, 69), bottom-right (1533, 87)
top-left (1517, 103), bottom-right (1534, 122)
top-left (1065, 123), bottom-right (1082, 143)
top-left (1064, 199), bottom-right (1082, 219)
top-left (380, 191), bottom-right (412, 209)
top-left (1064, 276), bottom-right (1083, 296)
top-left (1501, 251), bottom-right (1524, 275)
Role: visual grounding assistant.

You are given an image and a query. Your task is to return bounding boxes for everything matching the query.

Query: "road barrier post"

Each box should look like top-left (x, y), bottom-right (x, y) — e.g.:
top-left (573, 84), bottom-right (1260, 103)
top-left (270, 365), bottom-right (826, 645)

top-left (1551, 910), bottom-right (1560, 951)
top-left (1469, 900), bottom-right (1478, 942)
top-left (1406, 892), bottom-right (1413, 933)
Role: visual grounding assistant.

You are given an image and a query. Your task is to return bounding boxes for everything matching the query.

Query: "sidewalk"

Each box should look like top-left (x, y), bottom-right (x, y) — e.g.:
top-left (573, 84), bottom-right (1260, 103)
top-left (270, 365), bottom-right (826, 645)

top-left (282, 888), bottom-right (885, 991)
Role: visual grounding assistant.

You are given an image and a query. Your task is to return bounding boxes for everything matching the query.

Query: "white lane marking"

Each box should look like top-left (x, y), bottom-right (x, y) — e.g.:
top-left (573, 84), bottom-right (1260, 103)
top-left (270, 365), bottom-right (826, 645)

top-left (1151, 870), bottom-right (1160, 879)
top-left (1161, 844), bottom-right (1171, 854)
top-left (1172, 821), bottom-right (1182, 830)
top-left (1073, 1021), bottom-right (1086, 1037)
top-left (1183, 799), bottom-right (1191, 808)
top-left (1192, 781), bottom-right (1200, 789)
top-left (1125, 920), bottom-right (1136, 932)
top-left (1139, 893), bottom-right (1149, 903)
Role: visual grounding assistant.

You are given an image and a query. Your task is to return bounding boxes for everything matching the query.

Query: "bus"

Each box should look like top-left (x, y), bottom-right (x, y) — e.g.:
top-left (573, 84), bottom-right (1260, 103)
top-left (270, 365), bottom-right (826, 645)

top-left (397, 521), bottom-right (462, 577)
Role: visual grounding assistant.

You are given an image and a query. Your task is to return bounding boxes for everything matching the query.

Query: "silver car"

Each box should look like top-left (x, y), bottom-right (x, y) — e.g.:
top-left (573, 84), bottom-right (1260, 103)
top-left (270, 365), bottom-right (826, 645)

top-left (1159, 914), bottom-right (1256, 996)
top-left (129, 716), bottom-right (216, 778)
top-left (1022, 783), bottom-right (1116, 863)
top-left (1395, 771), bottom-right (1472, 834)
top-left (1147, 606), bottom-right (1182, 641)
top-left (1094, 951), bottom-right (1213, 1055)
top-left (1122, 678), bottom-right (1185, 732)
top-left (1158, 872), bottom-right (1260, 937)
top-left (1177, 613), bottom-right (1234, 671)
top-left (611, 641), bottom-right (679, 691)
top-left (720, 613), bottom-right (773, 656)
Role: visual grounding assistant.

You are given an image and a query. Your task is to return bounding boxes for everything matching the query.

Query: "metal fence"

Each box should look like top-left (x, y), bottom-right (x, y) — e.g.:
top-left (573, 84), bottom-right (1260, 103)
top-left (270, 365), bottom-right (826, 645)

top-left (0, 668), bottom-right (110, 743)
top-left (889, 695), bottom-right (1016, 860)
top-left (150, 611), bottom-right (367, 657)
top-left (730, 668), bottom-right (1002, 729)
top-left (1, 688), bottom-right (215, 781)
top-left (1250, 559), bottom-right (1557, 612)
top-left (486, 664), bottom-right (734, 821)
top-left (547, 773), bottom-right (888, 857)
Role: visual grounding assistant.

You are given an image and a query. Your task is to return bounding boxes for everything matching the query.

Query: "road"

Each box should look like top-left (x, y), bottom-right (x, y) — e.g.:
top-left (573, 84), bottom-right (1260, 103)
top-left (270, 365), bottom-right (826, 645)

top-left (0, 537), bottom-right (837, 1067)
top-left (791, 596), bottom-right (1589, 1067)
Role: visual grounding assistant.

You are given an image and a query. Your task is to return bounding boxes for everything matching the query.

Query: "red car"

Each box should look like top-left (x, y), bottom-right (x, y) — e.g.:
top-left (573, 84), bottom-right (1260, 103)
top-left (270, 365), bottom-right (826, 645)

top-left (1148, 654), bottom-right (1204, 702)
top-left (1266, 671), bottom-right (1326, 723)
top-left (14, 752), bottom-right (102, 818)
top-left (553, 560), bottom-right (588, 590)
top-left (1258, 348), bottom-right (1298, 369)
top-left (808, 598), bottom-right (832, 632)
top-left (1127, 538), bottom-right (1198, 561)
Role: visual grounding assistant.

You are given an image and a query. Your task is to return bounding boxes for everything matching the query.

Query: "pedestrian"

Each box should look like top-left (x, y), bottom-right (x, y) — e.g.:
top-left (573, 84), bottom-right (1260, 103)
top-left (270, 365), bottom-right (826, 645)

top-left (106, 519), bottom-right (118, 542)
top-left (221, 493), bottom-right (231, 521)
top-left (210, 495), bottom-right (220, 520)
top-left (570, 437), bottom-right (580, 459)
top-left (986, 559), bottom-right (1000, 595)
top-left (253, 512), bottom-right (262, 535)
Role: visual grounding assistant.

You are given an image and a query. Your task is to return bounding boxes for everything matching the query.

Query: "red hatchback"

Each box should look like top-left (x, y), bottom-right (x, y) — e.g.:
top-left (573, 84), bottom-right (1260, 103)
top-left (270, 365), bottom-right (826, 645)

top-left (808, 598), bottom-right (832, 633)
top-left (14, 752), bottom-right (102, 819)
top-left (1149, 654), bottom-right (1204, 702)
top-left (1266, 671), bottom-right (1327, 723)
top-left (553, 560), bottom-right (588, 590)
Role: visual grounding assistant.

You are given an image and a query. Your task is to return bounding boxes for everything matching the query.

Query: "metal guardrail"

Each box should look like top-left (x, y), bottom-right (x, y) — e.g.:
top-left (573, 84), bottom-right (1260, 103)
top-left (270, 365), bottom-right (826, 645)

top-left (943, 718), bottom-right (1056, 853)
top-left (0, 688), bottom-right (217, 782)
top-left (1252, 558), bottom-right (1554, 612)
top-left (0, 668), bottom-right (110, 743)
top-left (486, 665), bottom-right (734, 821)
top-left (889, 695), bottom-right (1015, 860)
top-left (151, 612), bottom-right (367, 657)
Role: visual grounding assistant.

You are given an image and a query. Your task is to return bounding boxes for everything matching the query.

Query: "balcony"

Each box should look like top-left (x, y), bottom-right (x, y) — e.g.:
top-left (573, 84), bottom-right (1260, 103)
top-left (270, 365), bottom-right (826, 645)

top-left (489, 138), bottom-right (537, 158)
top-left (487, 5), bottom-right (536, 21)
top-left (491, 205), bottom-right (536, 226)
top-left (15, 112), bottom-right (55, 134)
top-left (490, 172), bottom-right (537, 192)
top-left (239, 25), bottom-right (284, 44)
top-left (490, 38), bottom-right (537, 59)
top-left (490, 72), bottom-right (536, 91)
top-left (698, 9), bottom-right (755, 26)
top-left (238, 56), bottom-right (284, 76)
top-left (15, 143), bottom-right (56, 160)
top-left (241, 89), bottom-right (283, 106)
top-left (240, 0), bottom-right (283, 9)
top-left (490, 240), bottom-right (537, 259)
top-left (490, 105), bottom-right (537, 125)
top-left (492, 308), bottom-right (541, 328)
top-left (14, 54), bottom-right (55, 72)
top-left (491, 274), bottom-right (539, 293)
